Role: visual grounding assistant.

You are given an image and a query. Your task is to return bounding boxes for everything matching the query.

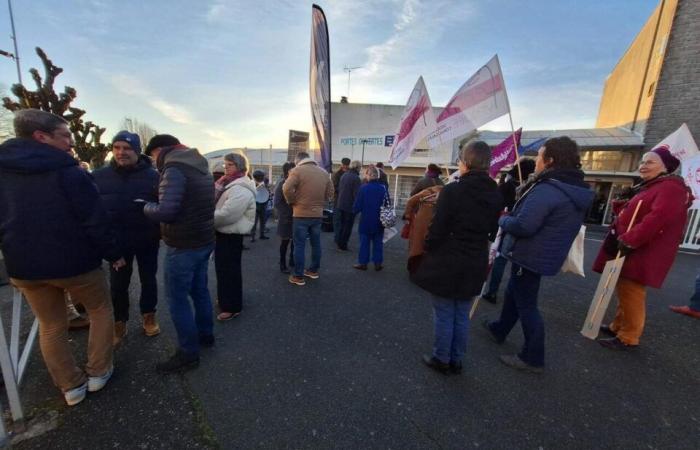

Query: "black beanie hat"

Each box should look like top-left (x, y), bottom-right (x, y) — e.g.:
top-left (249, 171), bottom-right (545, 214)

top-left (145, 134), bottom-right (181, 156)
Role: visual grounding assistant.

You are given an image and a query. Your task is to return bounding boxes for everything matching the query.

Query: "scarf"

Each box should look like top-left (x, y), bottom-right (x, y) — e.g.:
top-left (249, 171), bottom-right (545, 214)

top-left (214, 172), bottom-right (245, 202)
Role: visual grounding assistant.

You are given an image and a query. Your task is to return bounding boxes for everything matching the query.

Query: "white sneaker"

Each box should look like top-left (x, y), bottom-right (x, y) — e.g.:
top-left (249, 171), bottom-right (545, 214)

top-left (64, 382), bottom-right (87, 406)
top-left (87, 365), bottom-right (114, 393)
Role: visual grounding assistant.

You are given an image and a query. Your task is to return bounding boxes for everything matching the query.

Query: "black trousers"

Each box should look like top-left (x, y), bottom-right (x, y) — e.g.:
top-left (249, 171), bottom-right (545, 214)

top-left (251, 203), bottom-right (268, 238)
top-left (336, 210), bottom-right (356, 250)
top-left (110, 243), bottom-right (159, 322)
top-left (215, 232), bottom-right (243, 314)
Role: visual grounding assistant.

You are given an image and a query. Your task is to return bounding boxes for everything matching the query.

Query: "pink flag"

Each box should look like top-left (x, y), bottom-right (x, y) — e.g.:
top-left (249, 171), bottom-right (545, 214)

top-left (489, 128), bottom-right (522, 178)
top-left (388, 76), bottom-right (436, 169)
top-left (428, 55), bottom-right (510, 149)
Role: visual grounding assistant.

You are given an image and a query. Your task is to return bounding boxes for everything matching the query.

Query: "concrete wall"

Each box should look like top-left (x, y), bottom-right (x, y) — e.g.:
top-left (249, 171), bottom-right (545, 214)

top-left (644, 0), bottom-right (700, 149)
top-left (596, 0), bottom-right (678, 134)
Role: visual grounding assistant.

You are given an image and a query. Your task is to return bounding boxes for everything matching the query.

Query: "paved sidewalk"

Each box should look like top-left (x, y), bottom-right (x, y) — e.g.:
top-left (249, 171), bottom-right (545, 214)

top-left (3, 225), bottom-right (699, 448)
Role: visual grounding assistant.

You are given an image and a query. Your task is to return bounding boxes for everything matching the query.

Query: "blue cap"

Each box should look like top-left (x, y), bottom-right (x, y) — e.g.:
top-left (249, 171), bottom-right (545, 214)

top-left (111, 130), bottom-right (142, 154)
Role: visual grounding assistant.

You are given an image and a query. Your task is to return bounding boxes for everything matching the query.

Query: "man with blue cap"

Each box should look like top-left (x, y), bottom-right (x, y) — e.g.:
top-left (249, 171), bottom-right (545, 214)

top-left (93, 130), bottom-right (161, 345)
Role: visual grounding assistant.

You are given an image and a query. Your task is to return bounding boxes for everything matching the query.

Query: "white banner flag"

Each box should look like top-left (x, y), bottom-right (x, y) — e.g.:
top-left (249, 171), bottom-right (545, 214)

top-left (427, 55), bottom-right (510, 149)
top-left (388, 76), bottom-right (436, 169)
top-left (652, 123), bottom-right (699, 161)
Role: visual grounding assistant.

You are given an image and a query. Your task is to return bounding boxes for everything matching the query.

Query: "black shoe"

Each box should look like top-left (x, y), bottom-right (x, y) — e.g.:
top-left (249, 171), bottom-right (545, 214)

top-left (353, 264), bottom-right (368, 271)
top-left (242, 245), bottom-right (250, 251)
top-left (481, 293), bottom-right (497, 304)
top-left (422, 354), bottom-right (449, 375)
top-left (374, 264), bottom-right (383, 271)
top-left (481, 319), bottom-right (504, 344)
top-left (156, 350), bottom-right (200, 373)
top-left (449, 361), bottom-right (463, 375)
top-left (597, 337), bottom-right (637, 351)
top-left (599, 325), bottom-right (616, 337)
top-left (499, 354), bottom-right (544, 374)
top-left (199, 335), bottom-right (215, 348)
top-left (280, 264), bottom-right (291, 274)
top-left (259, 235), bottom-right (270, 240)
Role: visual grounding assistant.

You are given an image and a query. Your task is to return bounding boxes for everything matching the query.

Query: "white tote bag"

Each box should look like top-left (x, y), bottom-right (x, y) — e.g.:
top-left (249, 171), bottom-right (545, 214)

top-left (560, 225), bottom-right (586, 277)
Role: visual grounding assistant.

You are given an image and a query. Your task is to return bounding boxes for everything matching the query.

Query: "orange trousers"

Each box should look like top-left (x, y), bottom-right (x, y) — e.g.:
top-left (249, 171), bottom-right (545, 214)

top-left (609, 277), bottom-right (647, 346)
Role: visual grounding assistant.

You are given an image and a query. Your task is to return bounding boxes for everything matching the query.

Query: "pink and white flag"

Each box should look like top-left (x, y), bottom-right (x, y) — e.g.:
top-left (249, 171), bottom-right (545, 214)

top-left (489, 128), bottom-right (521, 178)
top-left (427, 55), bottom-right (510, 149)
top-left (652, 123), bottom-right (699, 161)
top-left (388, 76), bottom-right (436, 169)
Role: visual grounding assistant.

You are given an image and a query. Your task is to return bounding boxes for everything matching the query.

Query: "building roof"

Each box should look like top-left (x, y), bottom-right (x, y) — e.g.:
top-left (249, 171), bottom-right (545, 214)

top-left (476, 127), bottom-right (644, 149)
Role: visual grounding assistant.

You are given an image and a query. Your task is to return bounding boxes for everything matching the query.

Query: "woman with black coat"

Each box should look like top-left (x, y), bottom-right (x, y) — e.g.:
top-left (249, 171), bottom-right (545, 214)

top-left (412, 141), bottom-right (503, 374)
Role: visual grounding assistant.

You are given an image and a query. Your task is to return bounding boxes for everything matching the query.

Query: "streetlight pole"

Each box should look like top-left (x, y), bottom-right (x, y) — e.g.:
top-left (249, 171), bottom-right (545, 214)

top-left (7, 0), bottom-right (22, 85)
top-left (360, 139), bottom-right (367, 167)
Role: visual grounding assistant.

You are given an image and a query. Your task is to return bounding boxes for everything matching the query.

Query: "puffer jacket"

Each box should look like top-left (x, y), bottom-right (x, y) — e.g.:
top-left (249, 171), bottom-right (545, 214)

top-left (215, 176), bottom-right (256, 235)
top-left (93, 156), bottom-right (160, 251)
top-left (592, 175), bottom-right (692, 288)
top-left (499, 168), bottom-right (593, 276)
top-left (282, 158), bottom-right (334, 218)
top-left (144, 147), bottom-right (215, 249)
top-left (0, 138), bottom-right (121, 280)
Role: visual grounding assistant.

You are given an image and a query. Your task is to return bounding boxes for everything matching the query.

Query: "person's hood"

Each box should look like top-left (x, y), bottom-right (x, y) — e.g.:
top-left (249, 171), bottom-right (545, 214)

top-left (297, 157), bottom-right (317, 167)
top-left (0, 138), bottom-right (78, 174)
top-left (226, 174), bottom-right (256, 196)
top-left (459, 171), bottom-right (502, 208)
top-left (162, 147), bottom-right (210, 174)
top-left (540, 168), bottom-right (594, 211)
top-left (110, 153), bottom-right (153, 173)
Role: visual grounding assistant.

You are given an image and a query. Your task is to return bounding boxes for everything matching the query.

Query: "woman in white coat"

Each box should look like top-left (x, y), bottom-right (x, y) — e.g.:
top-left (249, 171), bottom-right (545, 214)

top-left (213, 153), bottom-right (256, 321)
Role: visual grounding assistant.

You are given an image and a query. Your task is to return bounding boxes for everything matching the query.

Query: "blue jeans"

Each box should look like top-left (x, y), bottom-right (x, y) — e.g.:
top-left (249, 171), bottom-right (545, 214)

top-left (293, 218), bottom-right (322, 277)
top-left (432, 296), bottom-right (471, 364)
top-left (691, 273), bottom-right (700, 311)
top-left (358, 232), bottom-right (383, 265)
top-left (489, 263), bottom-right (544, 367)
top-left (164, 243), bottom-right (214, 355)
top-left (485, 255), bottom-right (508, 297)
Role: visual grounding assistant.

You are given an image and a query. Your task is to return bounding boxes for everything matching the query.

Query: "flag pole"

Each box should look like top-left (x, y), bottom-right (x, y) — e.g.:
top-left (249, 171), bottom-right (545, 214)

top-left (497, 54), bottom-right (522, 183)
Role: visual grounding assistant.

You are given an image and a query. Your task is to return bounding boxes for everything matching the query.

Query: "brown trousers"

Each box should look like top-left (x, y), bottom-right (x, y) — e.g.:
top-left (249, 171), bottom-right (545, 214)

top-left (610, 277), bottom-right (647, 346)
top-left (12, 269), bottom-right (114, 392)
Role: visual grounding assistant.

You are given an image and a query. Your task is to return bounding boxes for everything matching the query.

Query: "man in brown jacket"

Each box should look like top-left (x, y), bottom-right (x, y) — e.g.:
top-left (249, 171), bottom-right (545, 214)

top-left (283, 152), bottom-right (334, 286)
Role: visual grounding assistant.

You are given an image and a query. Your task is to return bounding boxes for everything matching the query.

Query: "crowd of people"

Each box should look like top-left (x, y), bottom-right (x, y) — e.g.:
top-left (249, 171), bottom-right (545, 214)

top-left (0, 108), bottom-right (695, 407)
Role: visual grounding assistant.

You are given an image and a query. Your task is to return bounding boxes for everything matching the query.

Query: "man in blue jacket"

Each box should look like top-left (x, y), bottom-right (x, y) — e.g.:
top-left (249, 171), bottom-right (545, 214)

top-left (143, 134), bottom-right (215, 373)
top-left (93, 131), bottom-right (161, 345)
top-left (0, 109), bottom-right (124, 406)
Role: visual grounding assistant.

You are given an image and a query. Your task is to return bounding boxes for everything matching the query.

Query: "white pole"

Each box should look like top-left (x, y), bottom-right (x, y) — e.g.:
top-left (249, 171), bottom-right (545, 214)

top-left (393, 172), bottom-right (399, 208)
top-left (498, 54), bottom-right (522, 183)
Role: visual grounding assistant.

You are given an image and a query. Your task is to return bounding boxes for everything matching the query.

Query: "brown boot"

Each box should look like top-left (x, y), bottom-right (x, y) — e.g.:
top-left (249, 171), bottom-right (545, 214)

top-left (142, 313), bottom-right (161, 337)
top-left (113, 321), bottom-right (127, 347)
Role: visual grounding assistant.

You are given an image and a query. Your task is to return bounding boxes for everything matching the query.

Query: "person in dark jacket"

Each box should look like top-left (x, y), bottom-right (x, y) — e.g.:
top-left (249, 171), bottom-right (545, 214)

top-left (251, 169), bottom-right (271, 241)
top-left (332, 157), bottom-right (351, 242)
top-left (274, 162), bottom-right (296, 273)
top-left (93, 131), bottom-right (161, 345)
top-left (481, 158), bottom-right (536, 304)
top-left (483, 136), bottom-right (593, 373)
top-left (0, 109), bottom-right (124, 406)
top-left (410, 163), bottom-right (444, 196)
top-left (411, 141), bottom-right (503, 375)
top-left (352, 165), bottom-right (388, 271)
top-left (144, 134), bottom-right (215, 373)
top-left (335, 160), bottom-right (362, 251)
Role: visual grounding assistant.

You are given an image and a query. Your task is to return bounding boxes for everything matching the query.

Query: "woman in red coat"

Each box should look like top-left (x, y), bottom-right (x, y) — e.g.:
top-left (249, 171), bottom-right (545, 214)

top-left (593, 147), bottom-right (693, 350)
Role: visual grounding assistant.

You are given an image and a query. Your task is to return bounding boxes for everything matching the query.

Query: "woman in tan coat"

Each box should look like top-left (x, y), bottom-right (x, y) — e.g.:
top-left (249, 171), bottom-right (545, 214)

top-left (402, 185), bottom-right (443, 273)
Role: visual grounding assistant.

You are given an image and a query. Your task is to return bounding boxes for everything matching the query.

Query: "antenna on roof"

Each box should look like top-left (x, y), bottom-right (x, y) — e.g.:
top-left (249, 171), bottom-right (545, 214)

top-left (343, 65), bottom-right (362, 101)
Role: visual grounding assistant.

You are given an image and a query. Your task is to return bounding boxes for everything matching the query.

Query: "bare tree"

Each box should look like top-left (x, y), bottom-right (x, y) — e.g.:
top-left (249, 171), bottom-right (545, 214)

top-left (0, 85), bottom-right (13, 141)
top-left (1, 48), bottom-right (109, 167)
top-left (120, 117), bottom-right (157, 148)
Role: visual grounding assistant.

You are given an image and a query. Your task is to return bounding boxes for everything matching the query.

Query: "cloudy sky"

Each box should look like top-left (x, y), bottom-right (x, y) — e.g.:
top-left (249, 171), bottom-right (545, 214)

top-left (0, 0), bottom-right (658, 153)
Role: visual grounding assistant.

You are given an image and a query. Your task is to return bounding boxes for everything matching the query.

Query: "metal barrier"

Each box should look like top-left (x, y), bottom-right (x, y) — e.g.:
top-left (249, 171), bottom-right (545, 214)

top-left (681, 208), bottom-right (700, 250)
top-left (0, 288), bottom-right (39, 445)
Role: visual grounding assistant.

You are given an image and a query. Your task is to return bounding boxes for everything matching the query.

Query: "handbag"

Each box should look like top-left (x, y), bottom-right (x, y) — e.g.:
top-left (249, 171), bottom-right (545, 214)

top-left (560, 225), bottom-right (586, 277)
top-left (379, 190), bottom-right (397, 228)
top-left (400, 221), bottom-right (411, 239)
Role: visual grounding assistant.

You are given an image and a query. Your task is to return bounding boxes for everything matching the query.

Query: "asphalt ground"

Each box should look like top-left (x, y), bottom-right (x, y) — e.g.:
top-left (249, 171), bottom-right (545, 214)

top-left (2, 223), bottom-right (699, 449)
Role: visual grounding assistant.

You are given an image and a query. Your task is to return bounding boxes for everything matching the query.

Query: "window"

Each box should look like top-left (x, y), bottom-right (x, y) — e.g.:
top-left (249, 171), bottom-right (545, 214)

top-left (580, 150), bottom-right (624, 172)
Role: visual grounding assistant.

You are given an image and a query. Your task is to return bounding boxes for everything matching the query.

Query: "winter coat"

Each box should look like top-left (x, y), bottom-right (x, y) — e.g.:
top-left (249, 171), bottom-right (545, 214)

top-left (411, 171), bottom-right (503, 299)
top-left (402, 185), bottom-right (443, 266)
top-left (352, 180), bottom-right (386, 235)
top-left (274, 178), bottom-right (293, 239)
top-left (0, 138), bottom-right (121, 280)
top-left (282, 158), bottom-right (334, 218)
top-left (93, 156), bottom-right (160, 251)
top-left (332, 168), bottom-right (346, 204)
top-left (336, 169), bottom-right (361, 213)
top-left (410, 173), bottom-right (443, 197)
top-left (592, 175), bottom-right (692, 288)
top-left (499, 169), bottom-right (594, 276)
top-left (214, 176), bottom-right (256, 235)
top-left (144, 148), bottom-right (215, 249)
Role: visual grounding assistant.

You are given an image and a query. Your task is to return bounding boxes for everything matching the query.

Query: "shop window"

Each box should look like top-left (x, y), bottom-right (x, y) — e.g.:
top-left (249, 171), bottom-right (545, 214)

top-left (580, 150), bottom-right (624, 172)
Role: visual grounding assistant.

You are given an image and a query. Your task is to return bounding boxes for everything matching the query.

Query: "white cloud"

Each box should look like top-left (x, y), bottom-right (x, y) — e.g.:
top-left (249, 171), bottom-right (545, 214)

top-left (108, 74), bottom-right (195, 125)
